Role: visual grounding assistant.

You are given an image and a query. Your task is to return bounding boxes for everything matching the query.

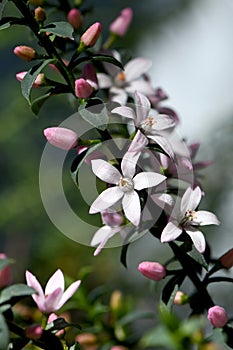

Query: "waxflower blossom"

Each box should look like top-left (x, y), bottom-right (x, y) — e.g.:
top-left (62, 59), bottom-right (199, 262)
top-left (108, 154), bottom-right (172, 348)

top-left (112, 91), bottom-right (176, 158)
top-left (25, 269), bottom-right (81, 313)
top-left (110, 7), bottom-right (133, 37)
top-left (138, 261), bottom-right (166, 281)
top-left (13, 45), bottom-right (36, 62)
top-left (97, 52), bottom-right (154, 105)
top-left (207, 306), bottom-right (228, 328)
top-left (44, 127), bottom-right (78, 150)
top-left (89, 143), bottom-right (166, 226)
top-left (161, 186), bottom-right (220, 253)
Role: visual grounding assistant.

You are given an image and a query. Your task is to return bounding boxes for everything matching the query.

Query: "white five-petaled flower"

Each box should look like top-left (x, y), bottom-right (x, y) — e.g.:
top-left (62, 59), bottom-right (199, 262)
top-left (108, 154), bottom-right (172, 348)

top-left (97, 52), bottom-right (154, 105)
top-left (112, 91), bottom-right (176, 158)
top-left (25, 269), bottom-right (81, 314)
top-left (161, 186), bottom-right (220, 253)
top-left (89, 146), bottom-right (166, 226)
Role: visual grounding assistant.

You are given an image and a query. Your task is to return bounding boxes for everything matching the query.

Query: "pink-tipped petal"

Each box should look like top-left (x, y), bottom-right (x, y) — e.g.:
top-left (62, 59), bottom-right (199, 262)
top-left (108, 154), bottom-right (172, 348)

top-left (128, 130), bottom-right (148, 153)
top-left (25, 270), bottom-right (44, 304)
top-left (45, 269), bottom-right (64, 295)
top-left (134, 91), bottom-right (151, 125)
top-left (185, 228), bottom-right (206, 253)
top-left (91, 159), bottom-right (121, 184)
top-left (112, 106), bottom-right (136, 120)
top-left (125, 58), bottom-right (152, 81)
top-left (161, 221), bottom-right (182, 243)
top-left (91, 226), bottom-right (121, 256)
top-left (134, 172), bottom-right (166, 191)
top-left (58, 280), bottom-right (81, 309)
top-left (121, 151), bottom-right (140, 179)
top-left (181, 186), bottom-right (202, 213)
top-left (195, 211), bottom-right (220, 226)
top-left (122, 191), bottom-right (141, 226)
top-left (89, 187), bottom-right (124, 214)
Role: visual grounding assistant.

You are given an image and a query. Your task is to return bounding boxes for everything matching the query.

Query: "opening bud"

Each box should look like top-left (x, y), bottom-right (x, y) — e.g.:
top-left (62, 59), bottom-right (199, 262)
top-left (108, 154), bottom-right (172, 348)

top-left (67, 8), bottom-right (83, 30)
top-left (79, 22), bottom-right (102, 49)
top-left (75, 78), bottom-right (93, 99)
top-left (14, 46), bottom-right (36, 62)
top-left (174, 291), bottom-right (189, 305)
top-left (207, 306), bottom-right (228, 328)
top-left (138, 261), bottom-right (166, 281)
top-left (25, 324), bottom-right (43, 340)
top-left (16, 72), bottom-right (47, 88)
top-left (44, 127), bottom-right (78, 150)
top-left (110, 8), bottom-right (133, 37)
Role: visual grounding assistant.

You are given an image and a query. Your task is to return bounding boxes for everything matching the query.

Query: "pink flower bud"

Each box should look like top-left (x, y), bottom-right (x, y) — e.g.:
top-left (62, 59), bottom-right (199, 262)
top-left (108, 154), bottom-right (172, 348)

top-left (207, 306), bottom-right (228, 328)
top-left (67, 8), bottom-right (83, 30)
top-left (111, 347), bottom-right (129, 350)
top-left (80, 22), bottom-right (102, 47)
top-left (101, 211), bottom-right (123, 227)
top-left (34, 6), bottom-right (46, 22)
top-left (25, 324), bottom-right (43, 340)
top-left (16, 71), bottom-right (46, 88)
top-left (138, 261), bottom-right (166, 281)
top-left (0, 254), bottom-right (11, 289)
top-left (75, 78), bottom-right (93, 99)
top-left (220, 248), bottom-right (233, 269)
top-left (82, 64), bottom-right (98, 90)
top-left (110, 8), bottom-right (133, 37)
top-left (174, 291), bottom-right (189, 305)
top-left (44, 127), bottom-right (78, 150)
top-left (13, 45), bottom-right (36, 62)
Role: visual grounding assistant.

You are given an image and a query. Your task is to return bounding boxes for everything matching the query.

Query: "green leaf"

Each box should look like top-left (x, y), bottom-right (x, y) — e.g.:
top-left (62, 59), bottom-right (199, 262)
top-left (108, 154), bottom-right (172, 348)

top-left (0, 21), bottom-right (9, 30)
top-left (0, 284), bottom-right (35, 305)
top-left (117, 310), bottom-right (155, 327)
top-left (167, 284), bottom-right (179, 311)
top-left (79, 99), bottom-right (109, 130)
top-left (31, 91), bottom-right (52, 115)
top-left (40, 22), bottom-right (74, 39)
top-left (0, 313), bottom-right (9, 350)
top-left (21, 59), bottom-right (54, 104)
top-left (140, 325), bottom-right (176, 349)
top-left (120, 242), bottom-right (130, 268)
top-left (188, 247), bottom-right (208, 271)
top-left (46, 317), bottom-right (81, 331)
top-left (162, 273), bottom-right (185, 305)
top-left (91, 54), bottom-right (124, 70)
top-left (0, 0), bottom-right (8, 20)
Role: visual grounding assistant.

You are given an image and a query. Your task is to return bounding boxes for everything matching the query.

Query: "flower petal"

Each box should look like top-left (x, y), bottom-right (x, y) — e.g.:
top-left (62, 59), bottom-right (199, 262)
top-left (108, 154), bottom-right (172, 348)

top-left (194, 210), bottom-right (220, 226)
top-left (57, 280), bottom-right (81, 309)
top-left (110, 87), bottom-right (127, 105)
top-left (89, 187), bottom-right (124, 214)
top-left (25, 270), bottom-right (44, 307)
top-left (126, 80), bottom-right (154, 96)
top-left (45, 269), bottom-right (64, 295)
top-left (148, 135), bottom-right (174, 159)
top-left (185, 227), bottom-right (206, 253)
top-left (122, 191), bottom-right (141, 226)
top-left (161, 221), bottom-right (182, 243)
top-left (125, 58), bottom-right (152, 81)
top-left (96, 73), bottom-right (112, 88)
top-left (91, 159), bottom-right (121, 184)
top-left (134, 91), bottom-right (151, 125)
top-left (127, 130), bottom-right (148, 153)
top-left (43, 287), bottom-right (63, 313)
top-left (151, 193), bottom-right (174, 214)
top-left (180, 186), bottom-right (202, 213)
top-left (151, 114), bottom-right (176, 131)
top-left (134, 172), bottom-right (166, 190)
top-left (111, 106), bottom-right (136, 121)
top-left (91, 226), bottom-right (121, 256)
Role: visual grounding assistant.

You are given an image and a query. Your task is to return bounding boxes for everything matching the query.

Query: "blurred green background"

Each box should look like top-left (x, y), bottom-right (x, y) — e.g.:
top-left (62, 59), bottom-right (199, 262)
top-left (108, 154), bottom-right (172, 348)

top-left (0, 0), bottom-right (233, 313)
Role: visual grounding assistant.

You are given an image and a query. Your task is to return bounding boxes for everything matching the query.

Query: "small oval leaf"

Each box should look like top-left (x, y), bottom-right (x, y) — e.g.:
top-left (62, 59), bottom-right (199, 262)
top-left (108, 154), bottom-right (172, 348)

top-left (40, 22), bottom-right (74, 39)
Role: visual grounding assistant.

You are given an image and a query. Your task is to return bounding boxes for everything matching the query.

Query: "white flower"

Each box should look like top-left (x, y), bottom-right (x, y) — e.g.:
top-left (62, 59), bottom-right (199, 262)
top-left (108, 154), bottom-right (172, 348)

top-left (89, 136), bottom-right (166, 226)
top-left (161, 186), bottom-right (220, 253)
top-left (97, 52), bottom-right (154, 105)
top-left (112, 91), bottom-right (176, 158)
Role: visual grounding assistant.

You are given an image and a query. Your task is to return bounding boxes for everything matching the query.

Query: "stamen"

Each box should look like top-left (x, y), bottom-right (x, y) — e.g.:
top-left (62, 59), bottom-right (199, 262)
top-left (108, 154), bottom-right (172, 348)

top-left (118, 177), bottom-right (134, 192)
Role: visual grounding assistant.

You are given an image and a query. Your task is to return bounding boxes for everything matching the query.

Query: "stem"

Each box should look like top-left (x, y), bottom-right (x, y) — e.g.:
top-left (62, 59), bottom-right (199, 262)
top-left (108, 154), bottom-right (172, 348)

top-left (206, 277), bottom-right (233, 284)
top-left (169, 241), bottom-right (214, 310)
top-left (12, 0), bottom-right (75, 94)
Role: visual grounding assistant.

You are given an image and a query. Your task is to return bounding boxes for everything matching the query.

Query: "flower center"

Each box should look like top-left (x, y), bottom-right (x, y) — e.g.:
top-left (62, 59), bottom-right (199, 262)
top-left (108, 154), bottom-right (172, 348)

top-left (118, 177), bottom-right (134, 192)
top-left (181, 209), bottom-right (197, 226)
top-left (114, 71), bottom-right (126, 87)
top-left (140, 116), bottom-right (156, 132)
